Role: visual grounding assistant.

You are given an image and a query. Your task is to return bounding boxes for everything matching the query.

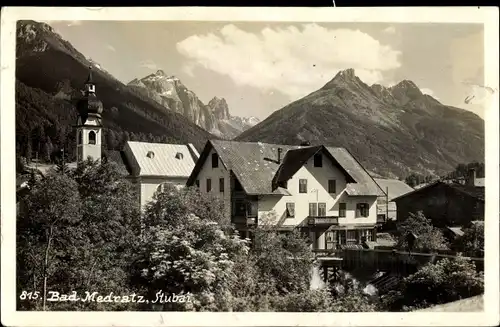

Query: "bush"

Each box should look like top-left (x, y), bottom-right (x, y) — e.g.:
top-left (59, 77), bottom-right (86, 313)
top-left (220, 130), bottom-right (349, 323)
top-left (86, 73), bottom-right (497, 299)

top-left (381, 255), bottom-right (484, 311)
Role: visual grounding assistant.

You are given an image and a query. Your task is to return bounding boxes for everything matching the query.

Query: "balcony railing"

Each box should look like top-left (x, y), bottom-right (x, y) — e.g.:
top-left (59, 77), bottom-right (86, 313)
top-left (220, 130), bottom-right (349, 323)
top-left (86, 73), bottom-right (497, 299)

top-left (307, 216), bottom-right (339, 226)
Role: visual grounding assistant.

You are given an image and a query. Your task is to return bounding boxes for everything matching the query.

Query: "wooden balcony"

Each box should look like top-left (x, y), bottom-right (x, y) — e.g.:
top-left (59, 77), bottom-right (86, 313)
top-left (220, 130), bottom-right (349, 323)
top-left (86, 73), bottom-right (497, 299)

top-left (307, 216), bottom-right (339, 226)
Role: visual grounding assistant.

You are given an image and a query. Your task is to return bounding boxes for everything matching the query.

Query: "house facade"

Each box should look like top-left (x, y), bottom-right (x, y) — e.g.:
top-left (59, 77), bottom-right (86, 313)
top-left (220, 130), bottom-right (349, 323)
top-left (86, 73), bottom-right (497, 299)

top-left (120, 141), bottom-right (200, 208)
top-left (392, 169), bottom-right (485, 228)
top-left (186, 140), bottom-right (385, 251)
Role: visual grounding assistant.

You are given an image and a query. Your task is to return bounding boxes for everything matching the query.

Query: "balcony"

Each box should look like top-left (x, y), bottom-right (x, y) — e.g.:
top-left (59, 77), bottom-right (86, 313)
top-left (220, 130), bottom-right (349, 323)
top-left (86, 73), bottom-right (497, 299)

top-left (307, 216), bottom-right (339, 226)
top-left (232, 198), bottom-right (258, 226)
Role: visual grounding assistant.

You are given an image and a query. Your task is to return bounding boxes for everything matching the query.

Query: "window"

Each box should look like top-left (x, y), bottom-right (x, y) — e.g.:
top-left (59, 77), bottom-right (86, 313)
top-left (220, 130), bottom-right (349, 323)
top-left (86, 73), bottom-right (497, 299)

top-left (328, 180), bottom-right (336, 193)
top-left (78, 130), bottom-right (83, 145)
top-left (346, 230), bottom-right (357, 244)
top-left (339, 203), bottom-right (347, 218)
top-left (313, 153), bottom-right (323, 167)
top-left (147, 151), bottom-right (155, 159)
top-left (326, 231), bottom-right (337, 250)
top-left (175, 152), bottom-right (184, 160)
top-left (88, 131), bottom-right (96, 145)
top-left (212, 153), bottom-right (219, 168)
top-left (157, 182), bottom-right (173, 194)
top-left (195, 180), bottom-right (200, 188)
top-left (365, 229), bottom-right (373, 242)
top-left (219, 178), bottom-right (224, 193)
top-left (339, 230), bottom-right (346, 245)
top-left (286, 203), bottom-right (295, 218)
top-left (318, 203), bottom-right (326, 217)
top-left (206, 178), bottom-right (212, 192)
top-left (234, 199), bottom-right (246, 216)
top-left (356, 203), bottom-right (369, 218)
top-left (247, 201), bottom-right (258, 218)
top-left (299, 179), bottom-right (308, 193)
top-left (309, 203), bottom-right (318, 216)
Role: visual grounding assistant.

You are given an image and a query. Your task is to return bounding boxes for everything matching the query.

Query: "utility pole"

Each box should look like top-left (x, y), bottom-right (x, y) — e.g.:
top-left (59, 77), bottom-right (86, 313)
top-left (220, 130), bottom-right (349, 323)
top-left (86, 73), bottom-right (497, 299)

top-left (386, 186), bottom-right (389, 222)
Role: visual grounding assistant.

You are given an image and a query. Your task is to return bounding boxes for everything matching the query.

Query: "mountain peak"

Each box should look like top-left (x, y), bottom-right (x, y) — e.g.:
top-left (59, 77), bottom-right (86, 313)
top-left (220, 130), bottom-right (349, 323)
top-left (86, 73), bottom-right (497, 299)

top-left (321, 68), bottom-right (361, 90)
top-left (389, 79), bottom-right (423, 104)
top-left (391, 79), bottom-right (420, 91)
top-left (334, 68), bottom-right (356, 80)
top-left (155, 69), bottom-right (166, 76)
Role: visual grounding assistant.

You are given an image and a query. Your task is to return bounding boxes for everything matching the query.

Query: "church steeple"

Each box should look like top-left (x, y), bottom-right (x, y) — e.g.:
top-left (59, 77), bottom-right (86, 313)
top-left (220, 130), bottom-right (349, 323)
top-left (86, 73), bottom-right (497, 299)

top-left (84, 66), bottom-right (96, 94)
top-left (75, 66), bottom-right (103, 162)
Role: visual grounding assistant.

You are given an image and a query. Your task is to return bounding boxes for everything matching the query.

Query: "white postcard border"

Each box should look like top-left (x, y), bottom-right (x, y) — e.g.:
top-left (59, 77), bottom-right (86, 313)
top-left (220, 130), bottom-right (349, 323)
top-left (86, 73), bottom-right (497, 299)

top-left (1, 6), bottom-right (499, 327)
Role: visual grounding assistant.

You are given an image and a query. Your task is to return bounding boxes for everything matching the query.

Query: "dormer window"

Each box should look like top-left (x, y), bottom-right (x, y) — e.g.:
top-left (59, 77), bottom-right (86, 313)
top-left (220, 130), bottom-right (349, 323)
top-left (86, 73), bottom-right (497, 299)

top-left (175, 152), bottom-right (184, 160)
top-left (147, 151), bottom-right (155, 159)
top-left (314, 153), bottom-right (322, 167)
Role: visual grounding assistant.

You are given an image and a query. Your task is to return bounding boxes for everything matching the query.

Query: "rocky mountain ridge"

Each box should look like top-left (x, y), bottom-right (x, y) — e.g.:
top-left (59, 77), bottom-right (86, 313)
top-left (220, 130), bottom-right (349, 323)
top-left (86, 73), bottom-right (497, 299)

top-left (236, 68), bottom-right (484, 178)
top-left (128, 70), bottom-right (259, 139)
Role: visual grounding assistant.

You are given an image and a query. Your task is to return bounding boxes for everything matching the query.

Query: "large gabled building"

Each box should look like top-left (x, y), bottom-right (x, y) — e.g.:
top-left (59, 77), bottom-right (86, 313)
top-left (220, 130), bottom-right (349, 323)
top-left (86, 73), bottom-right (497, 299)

top-left (186, 140), bottom-right (385, 251)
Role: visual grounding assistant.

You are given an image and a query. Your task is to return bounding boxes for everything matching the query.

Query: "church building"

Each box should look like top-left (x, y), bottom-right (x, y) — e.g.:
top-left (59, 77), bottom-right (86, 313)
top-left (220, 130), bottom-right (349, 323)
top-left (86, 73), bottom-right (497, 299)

top-left (75, 66), bottom-right (199, 208)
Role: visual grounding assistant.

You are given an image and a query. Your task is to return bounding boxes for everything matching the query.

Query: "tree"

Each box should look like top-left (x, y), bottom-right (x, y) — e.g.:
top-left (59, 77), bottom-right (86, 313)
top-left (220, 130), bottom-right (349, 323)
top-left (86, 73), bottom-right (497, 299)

top-left (106, 129), bottom-right (118, 150)
top-left (17, 159), bottom-right (142, 311)
top-left (137, 186), bottom-right (247, 311)
top-left (17, 173), bottom-right (81, 310)
top-left (452, 223), bottom-right (484, 256)
top-left (381, 256), bottom-right (484, 311)
top-left (396, 211), bottom-right (448, 252)
top-left (42, 136), bottom-right (54, 163)
top-left (25, 138), bottom-right (33, 163)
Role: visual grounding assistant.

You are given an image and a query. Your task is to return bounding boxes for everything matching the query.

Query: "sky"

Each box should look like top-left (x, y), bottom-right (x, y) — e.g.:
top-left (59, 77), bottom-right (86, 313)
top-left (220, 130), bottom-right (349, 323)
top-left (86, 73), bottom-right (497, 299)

top-left (47, 21), bottom-right (485, 120)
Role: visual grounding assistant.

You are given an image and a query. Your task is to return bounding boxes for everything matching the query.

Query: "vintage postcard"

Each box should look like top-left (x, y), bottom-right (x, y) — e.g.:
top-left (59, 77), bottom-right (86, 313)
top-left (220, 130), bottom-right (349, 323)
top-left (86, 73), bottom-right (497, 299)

top-left (1, 6), bottom-right (499, 327)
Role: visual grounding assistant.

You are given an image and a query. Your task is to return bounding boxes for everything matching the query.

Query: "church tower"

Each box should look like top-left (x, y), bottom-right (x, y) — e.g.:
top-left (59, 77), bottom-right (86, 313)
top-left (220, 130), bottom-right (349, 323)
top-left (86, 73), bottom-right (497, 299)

top-left (75, 66), bottom-right (103, 162)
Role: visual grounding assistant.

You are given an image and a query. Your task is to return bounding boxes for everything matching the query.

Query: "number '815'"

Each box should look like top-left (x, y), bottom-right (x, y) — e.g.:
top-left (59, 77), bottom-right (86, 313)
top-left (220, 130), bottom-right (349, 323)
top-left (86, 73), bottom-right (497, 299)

top-left (19, 291), bottom-right (40, 300)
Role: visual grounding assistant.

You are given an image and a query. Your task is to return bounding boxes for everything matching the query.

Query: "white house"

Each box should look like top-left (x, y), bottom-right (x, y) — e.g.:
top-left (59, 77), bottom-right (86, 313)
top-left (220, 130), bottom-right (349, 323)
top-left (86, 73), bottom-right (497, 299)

top-left (186, 140), bottom-right (385, 251)
top-left (120, 141), bottom-right (199, 208)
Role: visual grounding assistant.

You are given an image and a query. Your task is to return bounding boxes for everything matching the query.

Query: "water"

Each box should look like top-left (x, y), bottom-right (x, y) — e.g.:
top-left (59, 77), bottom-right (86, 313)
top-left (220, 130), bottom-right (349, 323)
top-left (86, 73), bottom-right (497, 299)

top-left (309, 265), bottom-right (326, 290)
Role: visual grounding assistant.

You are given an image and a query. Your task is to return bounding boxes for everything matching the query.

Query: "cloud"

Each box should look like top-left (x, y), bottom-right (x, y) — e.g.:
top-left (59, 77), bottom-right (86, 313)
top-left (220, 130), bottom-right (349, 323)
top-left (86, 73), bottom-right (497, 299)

top-left (139, 59), bottom-right (159, 70)
top-left (44, 20), bottom-right (82, 27)
top-left (420, 87), bottom-right (439, 99)
top-left (106, 44), bottom-right (116, 52)
top-left (383, 26), bottom-right (396, 34)
top-left (176, 24), bottom-right (401, 99)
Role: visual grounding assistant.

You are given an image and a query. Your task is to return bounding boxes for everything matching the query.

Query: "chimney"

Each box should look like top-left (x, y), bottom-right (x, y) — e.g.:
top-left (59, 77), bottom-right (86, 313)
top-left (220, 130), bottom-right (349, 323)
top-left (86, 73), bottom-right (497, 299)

top-left (277, 148), bottom-right (283, 164)
top-left (467, 168), bottom-right (476, 186)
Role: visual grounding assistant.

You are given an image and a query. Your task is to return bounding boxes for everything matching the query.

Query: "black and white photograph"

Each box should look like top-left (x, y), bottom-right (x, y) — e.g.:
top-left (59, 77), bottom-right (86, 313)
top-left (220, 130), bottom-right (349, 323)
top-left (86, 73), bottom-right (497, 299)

top-left (1, 6), bottom-right (499, 327)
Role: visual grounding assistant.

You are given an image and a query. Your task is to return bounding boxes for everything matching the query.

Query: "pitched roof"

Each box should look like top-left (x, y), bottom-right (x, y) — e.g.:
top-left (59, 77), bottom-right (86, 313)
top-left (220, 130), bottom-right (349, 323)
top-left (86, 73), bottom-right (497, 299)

top-left (447, 226), bottom-right (465, 237)
top-left (187, 140), bottom-right (384, 196)
top-left (374, 178), bottom-right (414, 201)
top-left (273, 146), bottom-right (357, 188)
top-left (448, 183), bottom-right (485, 201)
top-left (326, 147), bottom-right (385, 196)
top-left (125, 141), bottom-right (197, 177)
top-left (391, 181), bottom-right (485, 202)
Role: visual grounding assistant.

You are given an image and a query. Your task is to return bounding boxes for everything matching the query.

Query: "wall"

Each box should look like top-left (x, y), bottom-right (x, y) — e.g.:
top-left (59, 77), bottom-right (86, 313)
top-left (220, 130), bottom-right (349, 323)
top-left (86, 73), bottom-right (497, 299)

top-left (76, 117), bottom-right (102, 162)
top-left (194, 148), bottom-right (232, 222)
top-left (396, 184), bottom-right (484, 227)
top-left (139, 176), bottom-right (188, 209)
